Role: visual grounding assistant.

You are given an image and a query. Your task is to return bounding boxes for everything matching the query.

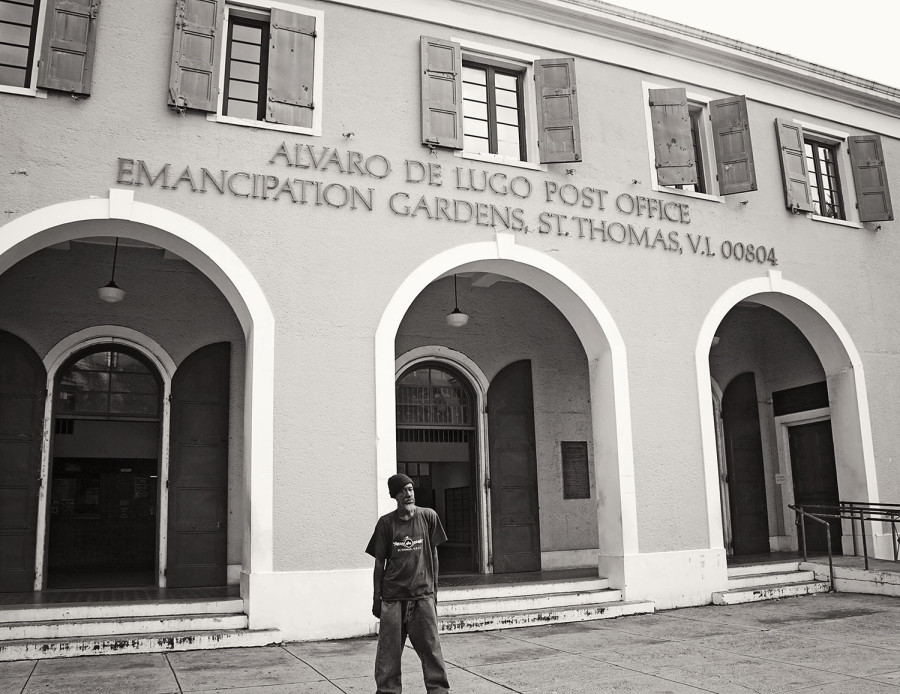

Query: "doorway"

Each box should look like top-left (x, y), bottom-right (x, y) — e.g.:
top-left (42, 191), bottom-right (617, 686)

top-left (47, 346), bottom-right (161, 589)
top-left (789, 420), bottom-right (841, 553)
top-left (396, 363), bottom-right (477, 573)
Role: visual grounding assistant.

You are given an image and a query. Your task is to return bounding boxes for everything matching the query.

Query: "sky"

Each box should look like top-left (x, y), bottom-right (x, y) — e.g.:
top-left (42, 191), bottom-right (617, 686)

top-left (605, 1), bottom-right (900, 89)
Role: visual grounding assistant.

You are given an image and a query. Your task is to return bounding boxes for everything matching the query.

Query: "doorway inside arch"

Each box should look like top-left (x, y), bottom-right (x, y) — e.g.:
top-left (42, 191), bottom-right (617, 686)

top-left (396, 363), bottom-right (477, 574)
top-left (47, 346), bottom-right (161, 589)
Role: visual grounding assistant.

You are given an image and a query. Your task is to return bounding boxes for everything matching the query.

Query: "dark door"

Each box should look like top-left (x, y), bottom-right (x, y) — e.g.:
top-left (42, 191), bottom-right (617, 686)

top-left (0, 331), bottom-right (45, 592)
top-left (168, 342), bottom-right (230, 587)
top-left (488, 360), bottom-right (540, 573)
top-left (722, 372), bottom-right (769, 555)
top-left (789, 420), bottom-right (841, 553)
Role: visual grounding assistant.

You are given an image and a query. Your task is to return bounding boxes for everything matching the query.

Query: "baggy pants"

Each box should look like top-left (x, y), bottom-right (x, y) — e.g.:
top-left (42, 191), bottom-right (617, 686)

top-left (375, 597), bottom-right (450, 694)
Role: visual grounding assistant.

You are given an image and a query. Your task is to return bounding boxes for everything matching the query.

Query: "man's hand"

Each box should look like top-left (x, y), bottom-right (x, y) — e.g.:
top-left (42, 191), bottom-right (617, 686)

top-left (372, 596), bottom-right (382, 618)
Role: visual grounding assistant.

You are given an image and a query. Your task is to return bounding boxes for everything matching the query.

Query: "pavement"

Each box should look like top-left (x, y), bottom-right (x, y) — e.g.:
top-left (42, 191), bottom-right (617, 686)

top-left (4, 592), bottom-right (900, 693)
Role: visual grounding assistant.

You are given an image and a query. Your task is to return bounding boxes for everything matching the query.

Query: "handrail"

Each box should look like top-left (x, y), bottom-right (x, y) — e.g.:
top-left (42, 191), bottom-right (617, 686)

top-left (788, 504), bottom-right (835, 592)
top-left (840, 501), bottom-right (900, 567)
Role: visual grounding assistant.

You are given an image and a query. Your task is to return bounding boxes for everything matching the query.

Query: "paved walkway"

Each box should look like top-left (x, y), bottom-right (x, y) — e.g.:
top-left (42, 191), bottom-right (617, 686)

top-left (3, 592), bottom-right (900, 693)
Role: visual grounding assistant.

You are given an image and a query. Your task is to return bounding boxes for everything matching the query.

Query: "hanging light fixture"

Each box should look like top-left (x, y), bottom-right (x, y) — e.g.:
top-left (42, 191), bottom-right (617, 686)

top-left (445, 274), bottom-right (469, 327)
top-left (97, 237), bottom-right (126, 303)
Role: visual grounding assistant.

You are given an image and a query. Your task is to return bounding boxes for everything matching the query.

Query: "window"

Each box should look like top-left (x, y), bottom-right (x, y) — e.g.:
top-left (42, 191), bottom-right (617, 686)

top-left (57, 348), bottom-right (160, 418)
top-left (462, 61), bottom-right (526, 161)
top-left (0, 0), bottom-right (99, 97)
top-left (645, 84), bottom-right (756, 198)
top-left (168, 0), bottom-right (323, 135)
top-left (775, 119), bottom-right (893, 223)
top-left (421, 36), bottom-right (582, 166)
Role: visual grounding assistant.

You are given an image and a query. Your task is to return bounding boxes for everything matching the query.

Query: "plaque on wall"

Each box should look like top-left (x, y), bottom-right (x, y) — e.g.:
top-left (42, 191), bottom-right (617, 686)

top-left (561, 440), bottom-right (590, 499)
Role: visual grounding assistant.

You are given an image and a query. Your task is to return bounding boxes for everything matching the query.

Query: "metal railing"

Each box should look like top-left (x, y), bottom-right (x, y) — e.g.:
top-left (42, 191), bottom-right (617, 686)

top-left (788, 504), bottom-right (835, 592)
top-left (840, 501), bottom-right (900, 569)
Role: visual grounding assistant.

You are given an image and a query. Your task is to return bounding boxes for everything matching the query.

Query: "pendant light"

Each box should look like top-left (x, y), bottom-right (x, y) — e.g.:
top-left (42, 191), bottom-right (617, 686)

top-left (97, 237), bottom-right (126, 303)
top-left (445, 274), bottom-right (469, 327)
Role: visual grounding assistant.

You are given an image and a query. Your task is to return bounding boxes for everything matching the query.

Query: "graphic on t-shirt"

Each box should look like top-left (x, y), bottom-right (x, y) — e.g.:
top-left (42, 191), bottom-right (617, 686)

top-left (393, 535), bottom-right (423, 552)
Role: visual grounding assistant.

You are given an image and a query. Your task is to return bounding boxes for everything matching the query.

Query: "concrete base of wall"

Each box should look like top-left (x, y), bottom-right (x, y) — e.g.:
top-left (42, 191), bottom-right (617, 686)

top-left (612, 548), bottom-right (729, 609)
top-left (540, 549), bottom-right (597, 570)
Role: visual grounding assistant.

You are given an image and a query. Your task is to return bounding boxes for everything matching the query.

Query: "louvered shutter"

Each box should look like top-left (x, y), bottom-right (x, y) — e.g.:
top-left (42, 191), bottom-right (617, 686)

top-left (266, 8), bottom-right (315, 127)
top-left (848, 135), bottom-right (893, 222)
top-left (36, 0), bottom-right (100, 96)
top-left (167, 0), bottom-right (223, 112)
top-left (534, 58), bottom-right (582, 164)
top-left (420, 36), bottom-right (463, 149)
top-left (774, 118), bottom-right (815, 213)
top-left (709, 95), bottom-right (756, 195)
top-left (649, 88), bottom-right (697, 186)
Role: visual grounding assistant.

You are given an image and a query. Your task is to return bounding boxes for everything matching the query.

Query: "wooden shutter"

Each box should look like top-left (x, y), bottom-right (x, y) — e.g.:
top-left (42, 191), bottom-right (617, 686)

top-left (167, 0), bottom-right (223, 112)
top-left (709, 95), bottom-right (756, 195)
top-left (266, 8), bottom-right (315, 128)
top-left (775, 118), bottom-right (815, 213)
top-left (36, 0), bottom-right (100, 96)
top-left (420, 36), bottom-right (463, 149)
top-left (167, 342), bottom-right (230, 588)
top-left (848, 135), bottom-right (893, 222)
top-left (649, 88), bottom-right (697, 186)
top-left (534, 57), bottom-right (582, 164)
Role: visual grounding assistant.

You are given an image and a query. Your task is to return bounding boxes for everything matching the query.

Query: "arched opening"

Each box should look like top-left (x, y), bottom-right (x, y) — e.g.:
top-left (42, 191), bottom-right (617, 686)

top-left (47, 345), bottom-right (162, 589)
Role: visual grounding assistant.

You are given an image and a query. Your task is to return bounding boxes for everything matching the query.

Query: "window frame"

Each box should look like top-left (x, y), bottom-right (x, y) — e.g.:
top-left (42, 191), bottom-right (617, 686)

top-left (451, 38), bottom-right (546, 172)
top-left (209, 0), bottom-right (324, 136)
top-left (642, 81), bottom-right (724, 203)
top-left (0, 0), bottom-right (49, 98)
top-left (793, 119), bottom-right (862, 228)
top-left (461, 58), bottom-right (527, 162)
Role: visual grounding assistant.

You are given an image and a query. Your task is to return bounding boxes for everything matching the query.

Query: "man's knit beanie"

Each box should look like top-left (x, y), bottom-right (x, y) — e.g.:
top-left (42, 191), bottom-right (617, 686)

top-left (388, 473), bottom-right (414, 498)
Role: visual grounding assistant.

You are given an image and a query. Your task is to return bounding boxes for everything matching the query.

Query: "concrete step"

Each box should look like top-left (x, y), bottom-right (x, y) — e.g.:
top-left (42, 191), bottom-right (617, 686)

top-left (439, 599), bottom-right (654, 633)
top-left (0, 627), bottom-right (282, 662)
top-left (438, 588), bottom-right (622, 617)
top-left (725, 570), bottom-right (816, 590)
top-left (726, 561), bottom-right (801, 578)
top-left (712, 580), bottom-right (830, 605)
top-left (0, 597), bottom-right (245, 624)
top-left (440, 577), bottom-right (609, 603)
top-left (0, 612), bottom-right (248, 641)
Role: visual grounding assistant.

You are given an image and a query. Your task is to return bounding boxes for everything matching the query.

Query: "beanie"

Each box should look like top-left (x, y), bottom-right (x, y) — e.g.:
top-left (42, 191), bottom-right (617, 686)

top-left (388, 473), bottom-right (414, 498)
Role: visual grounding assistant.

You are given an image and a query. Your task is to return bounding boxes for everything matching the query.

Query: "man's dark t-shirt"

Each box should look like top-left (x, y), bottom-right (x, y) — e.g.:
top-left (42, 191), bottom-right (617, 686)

top-left (366, 507), bottom-right (447, 600)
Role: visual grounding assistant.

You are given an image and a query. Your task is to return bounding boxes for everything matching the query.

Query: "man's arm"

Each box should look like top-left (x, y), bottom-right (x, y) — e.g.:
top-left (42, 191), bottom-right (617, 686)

top-left (372, 558), bottom-right (385, 618)
top-left (432, 546), bottom-right (439, 602)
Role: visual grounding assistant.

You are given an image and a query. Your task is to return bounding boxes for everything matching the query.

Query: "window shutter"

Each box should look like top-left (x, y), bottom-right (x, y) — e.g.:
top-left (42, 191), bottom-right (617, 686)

top-left (709, 95), bottom-right (756, 195)
top-left (266, 9), bottom-right (316, 128)
top-left (649, 88), bottom-right (697, 186)
top-left (167, 0), bottom-right (223, 112)
top-left (774, 118), bottom-right (815, 213)
top-left (534, 57), bottom-right (582, 164)
top-left (36, 0), bottom-right (100, 96)
top-left (848, 135), bottom-right (893, 222)
top-left (420, 36), bottom-right (463, 149)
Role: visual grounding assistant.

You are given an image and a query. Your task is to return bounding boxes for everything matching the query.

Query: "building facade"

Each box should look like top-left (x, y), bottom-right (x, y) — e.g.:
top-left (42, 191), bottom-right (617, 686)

top-left (2, 0), bottom-right (899, 641)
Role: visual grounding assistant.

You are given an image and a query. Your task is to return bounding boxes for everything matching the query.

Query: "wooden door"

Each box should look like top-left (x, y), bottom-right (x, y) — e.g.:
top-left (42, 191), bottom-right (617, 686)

top-left (0, 331), bottom-right (45, 592)
top-left (488, 360), bottom-right (540, 573)
top-left (167, 342), bottom-right (230, 587)
top-left (789, 420), bottom-right (841, 553)
top-left (722, 372), bottom-right (769, 556)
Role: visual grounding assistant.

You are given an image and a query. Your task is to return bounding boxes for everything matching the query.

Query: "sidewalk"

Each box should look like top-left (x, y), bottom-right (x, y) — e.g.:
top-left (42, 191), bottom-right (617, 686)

top-left (3, 592), bottom-right (900, 693)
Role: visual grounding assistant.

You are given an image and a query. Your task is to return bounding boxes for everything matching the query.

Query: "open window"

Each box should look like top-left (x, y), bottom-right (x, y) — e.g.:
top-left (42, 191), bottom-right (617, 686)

top-left (167, 0), bottom-right (323, 135)
top-left (644, 83), bottom-right (756, 199)
top-left (775, 118), bottom-right (893, 223)
top-left (420, 36), bottom-right (582, 166)
top-left (0, 0), bottom-right (99, 97)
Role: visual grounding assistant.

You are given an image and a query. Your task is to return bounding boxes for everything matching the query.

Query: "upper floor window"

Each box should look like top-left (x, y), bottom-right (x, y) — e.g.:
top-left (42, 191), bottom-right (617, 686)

top-left (420, 35), bottom-right (582, 167)
top-left (0, 0), bottom-right (99, 97)
top-left (804, 136), bottom-right (844, 219)
top-left (168, 0), bottom-right (323, 135)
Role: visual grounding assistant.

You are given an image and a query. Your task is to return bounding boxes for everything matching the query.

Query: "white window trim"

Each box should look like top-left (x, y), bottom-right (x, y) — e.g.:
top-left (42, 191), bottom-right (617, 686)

top-left (0, 0), bottom-right (49, 98)
top-left (641, 81), bottom-right (724, 204)
top-left (793, 119), bottom-right (863, 228)
top-left (450, 37), bottom-right (547, 173)
top-left (207, 0), bottom-right (324, 136)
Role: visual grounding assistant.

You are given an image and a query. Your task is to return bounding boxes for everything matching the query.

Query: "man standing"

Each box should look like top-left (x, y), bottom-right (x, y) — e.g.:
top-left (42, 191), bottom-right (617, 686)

top-left (366, 473), bottom-right (451, 694)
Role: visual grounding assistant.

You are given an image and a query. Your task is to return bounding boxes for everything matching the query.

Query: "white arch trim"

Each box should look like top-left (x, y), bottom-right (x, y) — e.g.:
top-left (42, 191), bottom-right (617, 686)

top-left (0, 190), bottom-right (275, 575)
top-left (35, 328), bottom-right (176, 590)
top-left (696, 269), bottom-right (878, 549)
top-left (376, 232), bottom-right (639, 560)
